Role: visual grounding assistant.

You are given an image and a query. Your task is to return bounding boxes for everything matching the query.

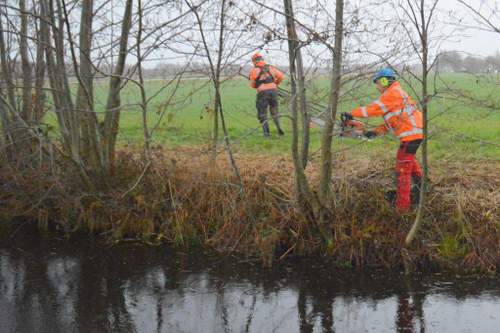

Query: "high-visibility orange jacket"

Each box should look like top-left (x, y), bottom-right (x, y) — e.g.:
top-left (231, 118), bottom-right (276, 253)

top-left (351, 81), bottom-right (424, 142)
top-left (249, 61), bottom-right (284, 93)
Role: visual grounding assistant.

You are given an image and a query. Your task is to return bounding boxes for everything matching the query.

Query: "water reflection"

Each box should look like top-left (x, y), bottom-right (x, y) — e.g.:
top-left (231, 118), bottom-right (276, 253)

top-left (0, 238), bottom-right (499, 333)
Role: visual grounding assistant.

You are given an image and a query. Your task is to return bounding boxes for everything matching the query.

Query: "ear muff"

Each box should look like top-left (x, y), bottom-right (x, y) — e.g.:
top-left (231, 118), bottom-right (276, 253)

top-left (379, 77), bottom-right (389, 87)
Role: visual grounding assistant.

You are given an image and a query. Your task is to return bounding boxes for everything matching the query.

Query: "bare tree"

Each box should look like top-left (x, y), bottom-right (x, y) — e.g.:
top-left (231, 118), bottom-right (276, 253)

top-left (279, 0), bottom-right (346, 241)
top-left (318, 0), bottom-right (344, 206)
top-left (283, 0), bottom-right (317, 228)
top-left (0, 0), bottom-right (48, 162)
top-left (135, 0), bottom-right (151, 161)
top-left (283, 0), bottom-right (310, 170)
top-left (33, 6), bottom-right (47, 125)
top-left (186, 0), bottom-right (242, 182)
top-left (0, 3), bottom-right (18, 157)
top-left (103, 0), bottom-right (134, 171)
top-left (72, 0), bottom-right (99, 171)
top-left (19, 0), bottom-right (32, 122)
top-left (394, 0), bottom-right (441, 245)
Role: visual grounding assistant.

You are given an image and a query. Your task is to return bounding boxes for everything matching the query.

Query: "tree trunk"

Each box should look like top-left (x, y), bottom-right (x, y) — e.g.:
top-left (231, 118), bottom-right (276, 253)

top-left (283, 0), bottom-right (317, 226)
top-left (19, 0), bottom-right (33, 122)
top-left (213, 0), bottom-right (242, 184)
top-left (297, 49), bottom-right (310, 169)
top-left (0, 13), bottom-right (13, 152)
top-left (41, 0), bottom-right (94, 188)
top-left (211, 0), bottom-right (225, 164)
top-left (406, 0), bottom-right (429, 246)
top-left (40, 0), bottom-right (65, 137)
top-left (33, 11), bottom-right (47, 124)
top-left (282, 0), bottom-right (309, 170)
top-left (211, 88), bottom-right (219, 163)
top-left (103, 0), bottom-right (133, 172)
top-left (44, 0), bottom-right (77, 156)
top-left (0, 11), bottom-right (17, 112)
top-left (136, 0), bottom-right (151, 161)
top-left (318, 0), bottom-right (344, 205)
top-left (74, 0), bottom-right (104, 174)
top-left (0, 8), bottom-right (21, 159)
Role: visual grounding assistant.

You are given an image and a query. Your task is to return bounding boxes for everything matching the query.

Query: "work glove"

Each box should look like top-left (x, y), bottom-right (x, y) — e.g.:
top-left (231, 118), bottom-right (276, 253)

top-left (341, 112), bottom-right (353, 121)
top-left (364, 130), bottom-right (377, 139)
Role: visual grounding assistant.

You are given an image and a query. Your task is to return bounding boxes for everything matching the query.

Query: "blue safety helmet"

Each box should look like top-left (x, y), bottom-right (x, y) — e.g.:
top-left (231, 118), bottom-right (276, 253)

top-left (372, 67), bottom-right (396, 83)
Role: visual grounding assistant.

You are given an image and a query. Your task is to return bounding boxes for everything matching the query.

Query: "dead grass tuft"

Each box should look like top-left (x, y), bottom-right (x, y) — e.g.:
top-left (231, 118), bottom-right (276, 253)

top-left (1, 147), bottom-right (498, 272)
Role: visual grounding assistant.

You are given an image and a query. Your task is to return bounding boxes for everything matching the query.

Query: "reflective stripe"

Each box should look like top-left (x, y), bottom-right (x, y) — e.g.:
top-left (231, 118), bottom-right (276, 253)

top-left (374, 100), bottom-right (388, 113)
top-left (384, 110), bottom-right (401, 121)
top-left (408, 113), bottom-right (418, 128)
top-left (360, 106), bottom-right (368, 117)
top-left (384, 107), bottom-right (415, 121)
top-left (387, 85), bottom-right (422, 139)
top-left (397, 128), bottom-right (423, 138)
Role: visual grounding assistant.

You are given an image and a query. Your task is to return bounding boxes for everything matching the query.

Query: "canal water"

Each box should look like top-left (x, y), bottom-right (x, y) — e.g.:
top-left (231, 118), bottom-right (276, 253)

top-left (1, 232), bottom-right (499, 333)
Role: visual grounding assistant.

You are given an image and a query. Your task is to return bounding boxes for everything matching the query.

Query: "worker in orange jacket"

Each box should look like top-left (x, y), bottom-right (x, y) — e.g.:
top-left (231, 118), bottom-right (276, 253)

top-left (342, 68), bottom-right (424, 212)
top-left (248, 53), bottom-right (285, 137)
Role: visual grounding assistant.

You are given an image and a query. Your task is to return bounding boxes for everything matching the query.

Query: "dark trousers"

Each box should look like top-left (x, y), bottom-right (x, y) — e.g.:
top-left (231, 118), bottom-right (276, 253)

top-left (256, 89), bottom-right (283, 135)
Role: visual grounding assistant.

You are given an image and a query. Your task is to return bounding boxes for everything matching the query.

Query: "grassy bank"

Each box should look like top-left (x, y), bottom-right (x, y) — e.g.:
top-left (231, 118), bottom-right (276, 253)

top-left (42, 74), bottom-right (500, 159)
top-left (1, 148), bottom-right (498, 273)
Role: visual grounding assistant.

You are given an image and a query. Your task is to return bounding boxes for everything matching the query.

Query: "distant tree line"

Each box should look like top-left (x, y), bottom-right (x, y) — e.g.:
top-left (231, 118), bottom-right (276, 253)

top-left (438, 50), bottom-right (500, 73)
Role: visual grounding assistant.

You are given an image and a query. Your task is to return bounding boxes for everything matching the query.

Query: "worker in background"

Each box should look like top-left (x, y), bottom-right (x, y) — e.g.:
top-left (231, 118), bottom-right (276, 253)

top-left (248, 53), bottom-right (285, 137)
top-left (342, 68), bottom-right (424, 212)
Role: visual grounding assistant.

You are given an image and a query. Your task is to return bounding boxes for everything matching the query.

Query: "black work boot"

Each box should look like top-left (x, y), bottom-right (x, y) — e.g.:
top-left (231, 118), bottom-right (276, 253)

top-left (262, 122), bottom-right (271, 137)
top-left (272, 117), bottom-right (285, 135)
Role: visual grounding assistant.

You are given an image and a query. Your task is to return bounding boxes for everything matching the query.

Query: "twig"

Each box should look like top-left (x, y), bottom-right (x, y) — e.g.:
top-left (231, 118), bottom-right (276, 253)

top-left (121, 161), bottom-right (152, 198)
top-left (279, 243), bottom-right (296, 260)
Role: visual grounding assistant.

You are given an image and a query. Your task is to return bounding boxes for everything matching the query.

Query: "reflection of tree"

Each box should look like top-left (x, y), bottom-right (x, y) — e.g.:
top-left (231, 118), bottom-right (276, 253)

top-left (215, 281), bottom-right (231, 333)
top-left (319, 296), bottom-right (334, 333)
top-left (395, 278), bottom-right (426, 333)
top-left (298, 291), bottom-right (314, 333)
top-left (396, 294), bottom-right (416, 333)
top-left (243, 294), bottom-right (257, 333)
top-left (156, 289), bottom-right (164, 333)
top-left (0, 253), bottom-right (25, 301)
top-left (297, 279), bottom-right (335, 333)
top-left (73, 248), bottom-right (135, 332)
top-left (46, 256), bottom-right (81, 330)
top-left (412, 289), bottom-right (426, 333)
top-left (3, 241), bottom-right (500, 333)
top-left (13, 249), bottom-right (61, 332)
top-left (115, 249), bottom-right (185, 333)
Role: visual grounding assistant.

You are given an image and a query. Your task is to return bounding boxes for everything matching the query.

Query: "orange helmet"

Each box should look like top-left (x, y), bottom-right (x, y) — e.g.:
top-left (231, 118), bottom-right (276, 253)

top-left (252, 52), bottom-right (264, 64)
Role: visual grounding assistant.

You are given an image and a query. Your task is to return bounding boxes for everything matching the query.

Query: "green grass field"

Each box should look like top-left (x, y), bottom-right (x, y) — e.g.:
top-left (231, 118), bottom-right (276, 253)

top-left (45, 74), bottom-right (500, 160)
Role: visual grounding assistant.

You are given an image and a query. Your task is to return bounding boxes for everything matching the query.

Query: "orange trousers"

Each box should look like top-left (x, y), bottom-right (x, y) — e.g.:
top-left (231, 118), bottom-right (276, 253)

top-left (395, 140), bottom-right (423, 211)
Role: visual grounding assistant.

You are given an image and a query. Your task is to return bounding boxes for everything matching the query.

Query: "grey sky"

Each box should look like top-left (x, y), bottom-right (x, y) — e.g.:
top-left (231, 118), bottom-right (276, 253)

top-left (439, 0), bottom-right (499, 56)
top-left (445, 29), bottom-right (499, 56)
top-left (118, 0), bottom-right (500, 69)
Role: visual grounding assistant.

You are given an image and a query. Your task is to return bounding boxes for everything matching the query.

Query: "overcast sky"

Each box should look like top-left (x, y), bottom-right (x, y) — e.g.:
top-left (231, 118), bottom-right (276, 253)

top-left (236, 0), bottom-right (500, 67)
top-left (108, 0), bottom-right (500, 69)
top-left (439, 0), bottom-right (500, 56)
top-left (445, 29), bottom-right (499, 56)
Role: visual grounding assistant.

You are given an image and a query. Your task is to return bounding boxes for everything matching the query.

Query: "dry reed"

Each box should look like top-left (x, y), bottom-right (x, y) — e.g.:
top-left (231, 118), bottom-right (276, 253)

top-left (1, 147), bottom-right (498, 273)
